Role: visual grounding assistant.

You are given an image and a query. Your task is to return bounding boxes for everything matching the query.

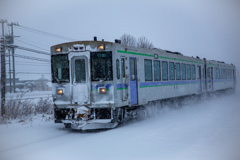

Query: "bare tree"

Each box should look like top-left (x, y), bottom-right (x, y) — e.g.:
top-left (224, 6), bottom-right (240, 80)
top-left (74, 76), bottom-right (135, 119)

top-left (137, 36), bottom-right (154, 49)
top-left (120, 34), bottom-right (137, 47)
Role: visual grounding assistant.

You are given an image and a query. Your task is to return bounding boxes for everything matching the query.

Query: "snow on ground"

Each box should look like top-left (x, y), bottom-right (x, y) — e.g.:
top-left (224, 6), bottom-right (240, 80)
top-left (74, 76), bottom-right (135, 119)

top-left (1, 91), bottom-right (240, 160)
top-left (5, 91), bottom-right (52, 100)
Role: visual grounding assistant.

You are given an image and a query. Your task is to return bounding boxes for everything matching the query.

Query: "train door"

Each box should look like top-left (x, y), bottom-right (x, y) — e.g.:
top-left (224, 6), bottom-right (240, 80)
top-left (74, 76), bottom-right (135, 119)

top-left (120, 57), bottom-right (128, 101)
top-left (129, 57), bottom-right (138, 105)
top-left (198, 66), bottom-right (202, 93)
top-left (71, 55), bottom-right (91, 105)
top-left (207, 67), bottom-right (213, 92)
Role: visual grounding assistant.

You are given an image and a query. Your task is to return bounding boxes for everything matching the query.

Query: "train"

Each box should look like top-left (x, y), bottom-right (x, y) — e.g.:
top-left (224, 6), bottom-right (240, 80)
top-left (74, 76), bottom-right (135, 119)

top-left (51, 37), bottom-right (236, 130)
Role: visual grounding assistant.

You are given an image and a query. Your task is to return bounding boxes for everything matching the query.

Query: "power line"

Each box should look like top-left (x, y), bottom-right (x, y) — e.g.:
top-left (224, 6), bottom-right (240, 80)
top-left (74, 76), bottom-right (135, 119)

top-left (15, 25), bottom-right (77, 41)
top-left (3, 53), bottom-right (50, 62)
top-left (19, 37), bottom-right (50, 49)
top-left (15, 39), bottom-right (49, 52)
top-left (6, 44), bottom-right (50, 55)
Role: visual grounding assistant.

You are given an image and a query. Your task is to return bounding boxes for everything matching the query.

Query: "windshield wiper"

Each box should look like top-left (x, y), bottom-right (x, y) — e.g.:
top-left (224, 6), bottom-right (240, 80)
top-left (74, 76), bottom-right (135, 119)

top-left (54, 75), bottom-right (60, 83)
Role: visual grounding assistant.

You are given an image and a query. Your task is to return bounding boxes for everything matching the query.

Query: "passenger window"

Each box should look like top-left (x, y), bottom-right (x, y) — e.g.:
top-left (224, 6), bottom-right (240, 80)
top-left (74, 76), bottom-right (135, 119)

top-left (191, 65), bottom-right (196, 80)
top-left (214, 67), bottom-right (217, 79)
top-left (176, 63), bottom-right (181, 80)
top-left (121, 58), bottom-right (125, 77)
top-left (145, 59), bottom-right (152, 81)
top-left (154, 60), bottom-right (161, 81)
top-left (187, 64), bottom-right (191, 80)
top-left (162, 61), bottom-right (168, 81)
top-left (221, 69), bottom-right (223, 79)
top-left (116, 59), bottom-right (120, 79)
top-left (181, 63), bottom-right (186, 80)
top-left (169, 62), bottom-right (175, 80)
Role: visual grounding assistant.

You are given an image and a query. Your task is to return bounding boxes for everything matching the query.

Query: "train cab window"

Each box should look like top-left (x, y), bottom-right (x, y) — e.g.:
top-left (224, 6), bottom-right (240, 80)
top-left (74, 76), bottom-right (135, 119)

top-left (181, 63), bottom-right (186, 80)
top-left (75, 59), bottom-right (86, 83)
top-left (154, 60), bottom-right (161, 81)
top-left (91, 52), bottom-right (113, 81)
top-left (116, 59), bottom-right (120, 79)
top-left (191, 65), bottom-right (196, 80)
top-left (121, 58), bottom-right (125, 77)
top-left (176, 63), bottom-right (181, 80)
top-left (145, 59), bottom-right (152, 81)
top-left (187, 64), bottom-right (191, 80)
top-left (169, 62), bottom-right (175, 80)
top-left (51, 54), bottom-right (69, 83)
top-left (162, 61), bottom-right (168, 81)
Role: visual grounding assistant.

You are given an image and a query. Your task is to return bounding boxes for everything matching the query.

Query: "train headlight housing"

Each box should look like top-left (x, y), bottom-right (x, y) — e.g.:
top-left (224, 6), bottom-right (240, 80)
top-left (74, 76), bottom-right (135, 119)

top-left (57, 89), bottom-right (63, 95)
top-left (98, 87), bottom-right (106, 94)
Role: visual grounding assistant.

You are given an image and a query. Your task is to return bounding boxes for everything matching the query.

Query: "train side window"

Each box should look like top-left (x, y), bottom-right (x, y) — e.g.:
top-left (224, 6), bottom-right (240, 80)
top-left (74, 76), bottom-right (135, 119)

top-left (162, 61), bottom-right (168, 81)
top-left (220, 68), bottom-right (223, 79)
top-left (225, 69), bottom-right (227, 79)
top-left (176, 63), bottom-right (181, 80)
top-left (187, 64), bottom-right (191, 80)
top-left (145, 59), bottom-right (152, 81)
top-left (181, 63), bottom-right (186, 80)
top-left (121, 58), bottom-right (125, 77)
top-left (169, 62), bottom-right (175, 80)
top-left (191, 65), bottom-right (196, 80)
top-left (154, 60), bottom-right (161, 81)
top-left (223, 69), bottom-right (225, 79)
top-left (214, 67), bottom-right (217, 79)
top-left (227, 69), bottom-right (229, 79)
top-left (116, 59), bottom-right (120, 79)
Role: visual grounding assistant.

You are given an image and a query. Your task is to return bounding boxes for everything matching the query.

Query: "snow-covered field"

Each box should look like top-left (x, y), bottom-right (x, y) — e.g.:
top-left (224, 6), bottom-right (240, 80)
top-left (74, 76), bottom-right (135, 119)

top-left (5, 91), bottom-right (52, 101)
top-left (1, 90), bottom-right (240, 160)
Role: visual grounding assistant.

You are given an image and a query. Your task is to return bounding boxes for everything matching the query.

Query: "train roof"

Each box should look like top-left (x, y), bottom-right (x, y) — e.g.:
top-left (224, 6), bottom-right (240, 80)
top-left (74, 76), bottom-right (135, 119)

top-left (51, 40), bottom-right (235, 68)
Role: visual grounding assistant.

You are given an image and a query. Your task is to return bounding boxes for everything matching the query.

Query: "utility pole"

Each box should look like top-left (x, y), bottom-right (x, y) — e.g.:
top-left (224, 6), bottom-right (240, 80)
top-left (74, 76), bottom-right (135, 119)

top-left (8, 22), bottom-right (18, 93)
top-left (1, 19), bottom-right (7, 116)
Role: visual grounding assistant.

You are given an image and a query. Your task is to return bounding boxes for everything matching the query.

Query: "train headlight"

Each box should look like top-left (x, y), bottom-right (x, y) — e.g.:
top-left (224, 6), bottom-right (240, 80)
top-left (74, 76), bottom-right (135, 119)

top-left (57, 89), bottom-right (63, 95)
top-left (55, 47), bottom-right (62, 53)
top-left (98, 87), bottom-right (106, 94)
top-left (97, 45), bottom-right (105, 50)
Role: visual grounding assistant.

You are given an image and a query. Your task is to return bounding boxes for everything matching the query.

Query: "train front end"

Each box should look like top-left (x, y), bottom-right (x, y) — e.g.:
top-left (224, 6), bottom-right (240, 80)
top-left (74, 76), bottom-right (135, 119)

top-left (51, 41), bottom-right (118, 130)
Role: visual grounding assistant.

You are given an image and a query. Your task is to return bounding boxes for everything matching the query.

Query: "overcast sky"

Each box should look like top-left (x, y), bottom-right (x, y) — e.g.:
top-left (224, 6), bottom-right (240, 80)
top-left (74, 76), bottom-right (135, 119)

top-left (1, 0), bottom-right (240, 80)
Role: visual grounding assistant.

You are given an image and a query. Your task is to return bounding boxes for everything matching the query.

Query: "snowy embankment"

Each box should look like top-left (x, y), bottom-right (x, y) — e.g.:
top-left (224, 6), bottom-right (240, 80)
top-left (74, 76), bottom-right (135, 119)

top-left (1, 90), bottom-right (240, 160)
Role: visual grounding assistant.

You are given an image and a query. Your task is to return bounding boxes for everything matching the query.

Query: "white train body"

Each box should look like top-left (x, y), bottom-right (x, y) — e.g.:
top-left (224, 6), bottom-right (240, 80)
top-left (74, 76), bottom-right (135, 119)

top-left (51, 40), bottom-right (236, 130)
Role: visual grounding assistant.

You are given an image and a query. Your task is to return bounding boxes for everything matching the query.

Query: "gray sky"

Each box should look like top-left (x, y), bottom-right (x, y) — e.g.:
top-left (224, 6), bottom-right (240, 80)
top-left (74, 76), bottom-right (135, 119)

top-left (1, 0), bottom-right (240, 80)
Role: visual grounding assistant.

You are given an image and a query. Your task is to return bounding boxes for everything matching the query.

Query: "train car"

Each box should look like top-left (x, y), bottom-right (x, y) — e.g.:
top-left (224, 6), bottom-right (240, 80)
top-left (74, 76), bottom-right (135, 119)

top-left (205, 60), bottom-right (236, 93)
top-left (50, 38), bottom-right (236, 130)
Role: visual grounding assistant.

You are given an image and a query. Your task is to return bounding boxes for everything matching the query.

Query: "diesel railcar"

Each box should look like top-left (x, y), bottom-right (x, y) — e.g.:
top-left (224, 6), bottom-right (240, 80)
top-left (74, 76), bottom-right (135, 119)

top-left (51, 38), bottom-right (236, 130)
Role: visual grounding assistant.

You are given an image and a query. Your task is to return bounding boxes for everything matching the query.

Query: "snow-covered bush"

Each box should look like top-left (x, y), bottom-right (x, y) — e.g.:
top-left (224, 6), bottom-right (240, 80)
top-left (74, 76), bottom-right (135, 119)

top-left (35, 97), bottom-right (53, 114)
top-left (0, 94), bottom-right (53, 124)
